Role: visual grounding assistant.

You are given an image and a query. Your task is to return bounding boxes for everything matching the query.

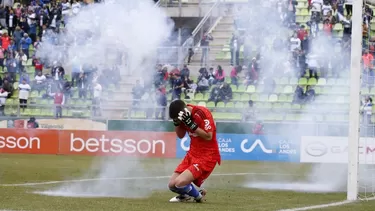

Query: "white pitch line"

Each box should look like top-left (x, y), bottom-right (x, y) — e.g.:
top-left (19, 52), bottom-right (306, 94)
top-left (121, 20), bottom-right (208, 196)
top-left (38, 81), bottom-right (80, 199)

top-left (0, 172), bottom-right (297, 187)
top-left (277, 197), bottom-right (375, 211)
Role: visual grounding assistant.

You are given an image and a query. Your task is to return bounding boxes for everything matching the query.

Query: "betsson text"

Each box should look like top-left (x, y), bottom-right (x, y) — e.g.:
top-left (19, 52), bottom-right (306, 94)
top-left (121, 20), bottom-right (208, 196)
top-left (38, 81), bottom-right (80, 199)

top-left (0, 136), bottom-right (40, 149)
top-left (70, 133), bottom-right (166, 154)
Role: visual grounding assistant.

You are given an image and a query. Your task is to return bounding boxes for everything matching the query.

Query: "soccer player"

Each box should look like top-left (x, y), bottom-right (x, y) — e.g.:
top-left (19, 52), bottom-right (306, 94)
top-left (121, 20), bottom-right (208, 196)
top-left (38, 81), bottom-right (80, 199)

top-left (168, 99), bottom-right (221, 203)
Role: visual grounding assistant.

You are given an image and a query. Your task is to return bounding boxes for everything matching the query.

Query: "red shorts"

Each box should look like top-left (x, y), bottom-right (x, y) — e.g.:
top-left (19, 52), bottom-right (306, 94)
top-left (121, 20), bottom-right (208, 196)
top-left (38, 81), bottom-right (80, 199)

top-left (174, 154), bottom-right (217, 187)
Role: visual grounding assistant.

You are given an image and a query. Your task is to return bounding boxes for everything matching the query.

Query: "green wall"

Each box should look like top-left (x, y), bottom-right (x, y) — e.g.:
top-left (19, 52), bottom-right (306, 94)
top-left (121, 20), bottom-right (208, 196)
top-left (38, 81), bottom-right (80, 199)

top-left (108, 120), bottom-right (352, 136)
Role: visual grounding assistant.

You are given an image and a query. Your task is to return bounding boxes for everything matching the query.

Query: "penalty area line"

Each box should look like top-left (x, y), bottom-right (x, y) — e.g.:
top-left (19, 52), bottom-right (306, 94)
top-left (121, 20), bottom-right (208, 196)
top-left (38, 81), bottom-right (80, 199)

top-left (277, 197), bottom-right (375, 211)
top-left (0, 172), bottom-right (297, 187)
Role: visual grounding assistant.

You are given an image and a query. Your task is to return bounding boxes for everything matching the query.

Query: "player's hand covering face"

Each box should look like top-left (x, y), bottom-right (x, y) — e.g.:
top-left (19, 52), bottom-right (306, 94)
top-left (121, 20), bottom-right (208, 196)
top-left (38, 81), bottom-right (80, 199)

top-left (172, 118), bottom-right (181, 126)
top-left (178, 108), bottom-right (198, 131)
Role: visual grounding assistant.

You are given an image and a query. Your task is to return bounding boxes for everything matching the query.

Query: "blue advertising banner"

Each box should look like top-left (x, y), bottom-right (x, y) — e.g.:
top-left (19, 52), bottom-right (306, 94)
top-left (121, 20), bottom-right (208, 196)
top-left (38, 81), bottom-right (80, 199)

top-left (176, 133), bottom-right (300, 162)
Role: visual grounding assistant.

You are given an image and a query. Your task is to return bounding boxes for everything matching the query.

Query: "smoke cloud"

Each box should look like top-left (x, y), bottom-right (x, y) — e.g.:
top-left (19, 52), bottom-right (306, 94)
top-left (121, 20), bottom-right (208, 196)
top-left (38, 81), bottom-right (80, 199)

top-left (235, 0), bottom-right (357, 193)
top-left (36, 0), bottom-right (175, 198)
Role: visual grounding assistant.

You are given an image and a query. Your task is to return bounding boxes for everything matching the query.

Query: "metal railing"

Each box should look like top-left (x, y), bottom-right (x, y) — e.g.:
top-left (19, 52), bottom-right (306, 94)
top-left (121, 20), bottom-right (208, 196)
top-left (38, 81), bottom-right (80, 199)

top-left (178, 0), bottom-right (222, 66)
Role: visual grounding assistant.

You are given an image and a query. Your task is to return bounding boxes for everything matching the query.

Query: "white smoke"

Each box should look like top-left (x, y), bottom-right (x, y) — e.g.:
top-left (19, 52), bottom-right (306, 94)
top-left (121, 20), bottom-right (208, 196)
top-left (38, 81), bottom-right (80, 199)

top-left (236, 0), bottom-right (358, 193)
top-left (36, 0), bottom-right (175, 198)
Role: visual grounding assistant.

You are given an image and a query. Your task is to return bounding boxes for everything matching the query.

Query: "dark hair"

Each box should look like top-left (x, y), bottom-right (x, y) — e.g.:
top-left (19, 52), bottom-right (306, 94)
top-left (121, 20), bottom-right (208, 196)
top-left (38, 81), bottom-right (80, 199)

top-left (169, 99), bottom-right (186, 119)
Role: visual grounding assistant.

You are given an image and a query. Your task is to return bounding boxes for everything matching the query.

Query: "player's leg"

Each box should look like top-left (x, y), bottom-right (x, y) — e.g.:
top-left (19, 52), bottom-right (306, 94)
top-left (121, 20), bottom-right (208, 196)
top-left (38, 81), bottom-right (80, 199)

top-left (168, 156), bottom-right (192, 202)
top-left (173, 166), bottom-right (204, 201)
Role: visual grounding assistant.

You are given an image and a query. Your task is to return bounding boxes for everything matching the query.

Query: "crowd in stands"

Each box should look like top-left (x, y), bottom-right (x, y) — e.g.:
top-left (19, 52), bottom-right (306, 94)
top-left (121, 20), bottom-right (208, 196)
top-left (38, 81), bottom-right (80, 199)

top-left (0, 0), bottom-right (116, 118)
top-left (133, 0), bottom-right (375, 122)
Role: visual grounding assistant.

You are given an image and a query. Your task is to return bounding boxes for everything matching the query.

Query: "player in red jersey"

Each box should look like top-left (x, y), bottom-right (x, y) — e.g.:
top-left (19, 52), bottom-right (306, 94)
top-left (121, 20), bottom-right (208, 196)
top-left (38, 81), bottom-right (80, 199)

top-left (167, 99), bottom-right (221, 203)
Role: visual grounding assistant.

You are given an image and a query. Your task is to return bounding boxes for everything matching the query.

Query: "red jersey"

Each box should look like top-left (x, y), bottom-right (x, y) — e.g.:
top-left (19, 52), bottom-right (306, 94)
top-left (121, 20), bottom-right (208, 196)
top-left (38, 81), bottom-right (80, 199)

top-left (182, 104), bottom-right (221, 164)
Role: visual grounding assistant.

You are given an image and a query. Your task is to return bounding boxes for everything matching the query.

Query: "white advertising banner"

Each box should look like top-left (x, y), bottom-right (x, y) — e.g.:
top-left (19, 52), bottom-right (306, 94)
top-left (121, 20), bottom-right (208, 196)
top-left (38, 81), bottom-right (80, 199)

top-left (300, 136), bottom-right (375, 164)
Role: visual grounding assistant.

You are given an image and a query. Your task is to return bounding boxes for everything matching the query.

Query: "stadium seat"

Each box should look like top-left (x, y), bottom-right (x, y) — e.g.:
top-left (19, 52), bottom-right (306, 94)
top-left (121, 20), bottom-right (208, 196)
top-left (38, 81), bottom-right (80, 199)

top-left (194, 93), bottom-right (204, 101)
top-left (272, 103), bottom-right (282, 109)
top-left (308, 78), bottom-right (317, 85)
top-left (250, 93), bottom-right (259, 101)
top-left (246, 85), bottom-right (255, 93)
top-left (235, 102), bottom-right (244, 109)
top-left (299, 78), bottom-right (307, 85)
top-left (216, 102), bottom-right (225, 108)
top-left (198, 101), bottom-right (206, 107)
top-left (278, 94), bottom-right (288, 102)
top-left (269, 94), bottom-right (278, 102)
top-left (207, 101), bottom-right (215, 109)
top-left (241, 93), bottom-right (250, 101)
top-left (237, 85), bottom-right (246, 93)
top-left (279, 77), bottom-right (289, 85)
top-left (283, 85), bottom-right (293, 94)
top-left (290, 77), bottom-right (298, 85)
top-left (230, 85), bottom-right (237, 92)
top-left (226, 102), bottom-right (235, 109)
top-left (317, 78), bottom-right (327, 86)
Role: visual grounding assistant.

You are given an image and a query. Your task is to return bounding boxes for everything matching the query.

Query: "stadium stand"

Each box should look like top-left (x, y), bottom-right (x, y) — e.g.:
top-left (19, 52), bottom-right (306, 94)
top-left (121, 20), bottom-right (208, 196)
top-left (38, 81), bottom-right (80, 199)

top-left (0, 0), bottom-right (373, 123)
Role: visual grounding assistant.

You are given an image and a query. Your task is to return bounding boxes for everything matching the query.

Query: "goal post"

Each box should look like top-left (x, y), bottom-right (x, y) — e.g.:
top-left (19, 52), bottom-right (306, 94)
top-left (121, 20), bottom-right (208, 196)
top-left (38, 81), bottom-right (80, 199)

top-left (347, 0), bottom-right (363, 201)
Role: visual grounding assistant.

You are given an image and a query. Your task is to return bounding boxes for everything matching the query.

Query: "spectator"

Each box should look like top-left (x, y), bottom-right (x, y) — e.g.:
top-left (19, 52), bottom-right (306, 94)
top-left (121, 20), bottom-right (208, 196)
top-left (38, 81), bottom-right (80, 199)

top-left (322, 0), bottom-right (332, 17)
top-left (230, 65), bottom-right (241, 87)
top-left (253, 121), bottom-right (264, 134)
top-left (200, 32), bottom-right (213, 66)
top-left (362, 97), bottom-right (373, 124)
top-left (290, 32), bottom-right (301, 52)
top-left (293, 85), bottom-right (305, 104)
top-left (72, 0), bottom-right (82, 15)
top-left (15, 50), bottom-right (27, 72)
top-left (180, 65), bottom-right (190, 83)
top-left (92, 81), bottom-right (102, 116)
top-left (243, 100), bottom-right (255, 121)
top-left (33, 57), bottom-right (43, 75)
top-left (297, 25), bottom-right (308, 42)
top-left (171, 73), bottom-right (183, 100)
top-left (132, 79), bottom-right (144, 106)
top-left (51, 61), bottom-right (65, 81)
top-left (214, 65), bottom-right (225, 84)
top-left (62, 78), bottom-right (72, 100)
top-left (19, 72), bottom-right (30, 84)
top-left (218, 83), bottom-right (233, 104)
top-left (3, 72), bottom-right (13, 84)
top-left (345, 0), bottom-right (352, 16)
top-left (18, 79), bottom-right (31, 109)
top-left (322, 19), bottom-right (333, 36)
top-left (196, 74), bottom-right (210, 93)
top-left (305, 85), bottom-right (316, 103)
top-left (0, 46), bottom-right (4, 71)
top-left (0, 5), bottom-right (6, 28)
top-left (37, 10), bottom-right (49, 30)
top-left (0, 88), bottom-right (8, 115)
top-left (75, 73), bottom-right (86, 99)
top-left (230, 33), bottom-right (240, 66)
top-left (207, 67), bottom-right (215, 85)
top-left (155, 84), bottom-right (167, 120)
top-left (363, 49), bottom-right (374, 70)
top-left (13, 26), bottom-right (23, 50)
top-left (27, 117), bottom-right (39, 128)
top-left (6, 55), bottom-right (17, 82)
top-left (53, 89), bottom-right (65, 119)
top-left (208, 85), bottom-right (221, 104)
top-left (6, 9), bottom-right (17, 36)
top-left (1, 31), bottom-right (10, 50)
top-left (20, 33), bottom-right (32, 58)
top-left (185, 34), bottom-right (194, 65)
top-left (33, 71), bottom-right (46, 92)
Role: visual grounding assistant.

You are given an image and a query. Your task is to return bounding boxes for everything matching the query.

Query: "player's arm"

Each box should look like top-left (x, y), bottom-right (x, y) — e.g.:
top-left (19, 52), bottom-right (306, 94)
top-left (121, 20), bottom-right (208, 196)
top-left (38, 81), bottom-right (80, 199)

top-left (193, 127), bottom-right (213, 141)
top-left (178, 109), bottom-right (214, 141)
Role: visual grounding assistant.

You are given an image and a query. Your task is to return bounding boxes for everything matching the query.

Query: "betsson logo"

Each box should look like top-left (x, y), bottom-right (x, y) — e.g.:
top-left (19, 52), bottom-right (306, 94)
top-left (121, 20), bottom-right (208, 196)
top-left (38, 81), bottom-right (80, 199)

top-left (70, 133), bottom-right (166, 154)
top-left (0, 136), bottom-right (40, 149)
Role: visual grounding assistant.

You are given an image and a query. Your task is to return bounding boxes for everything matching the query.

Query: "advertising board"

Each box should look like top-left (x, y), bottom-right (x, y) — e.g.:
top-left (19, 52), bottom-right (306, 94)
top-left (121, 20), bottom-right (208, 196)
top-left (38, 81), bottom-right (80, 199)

top-left (176, 133), bottom-right (300, 162)
top-left (0, 129), bottom-right (176, 158)
top-left (300, 136), bottom-right (375, 164)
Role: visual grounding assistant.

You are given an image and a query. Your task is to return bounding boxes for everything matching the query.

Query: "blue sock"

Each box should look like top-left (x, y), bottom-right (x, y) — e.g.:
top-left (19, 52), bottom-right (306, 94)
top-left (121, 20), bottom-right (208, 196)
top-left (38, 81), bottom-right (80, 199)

top-left (169, 186), bottom-right (182, 194)
top-left (175, 184), bottom-right (200, 198)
